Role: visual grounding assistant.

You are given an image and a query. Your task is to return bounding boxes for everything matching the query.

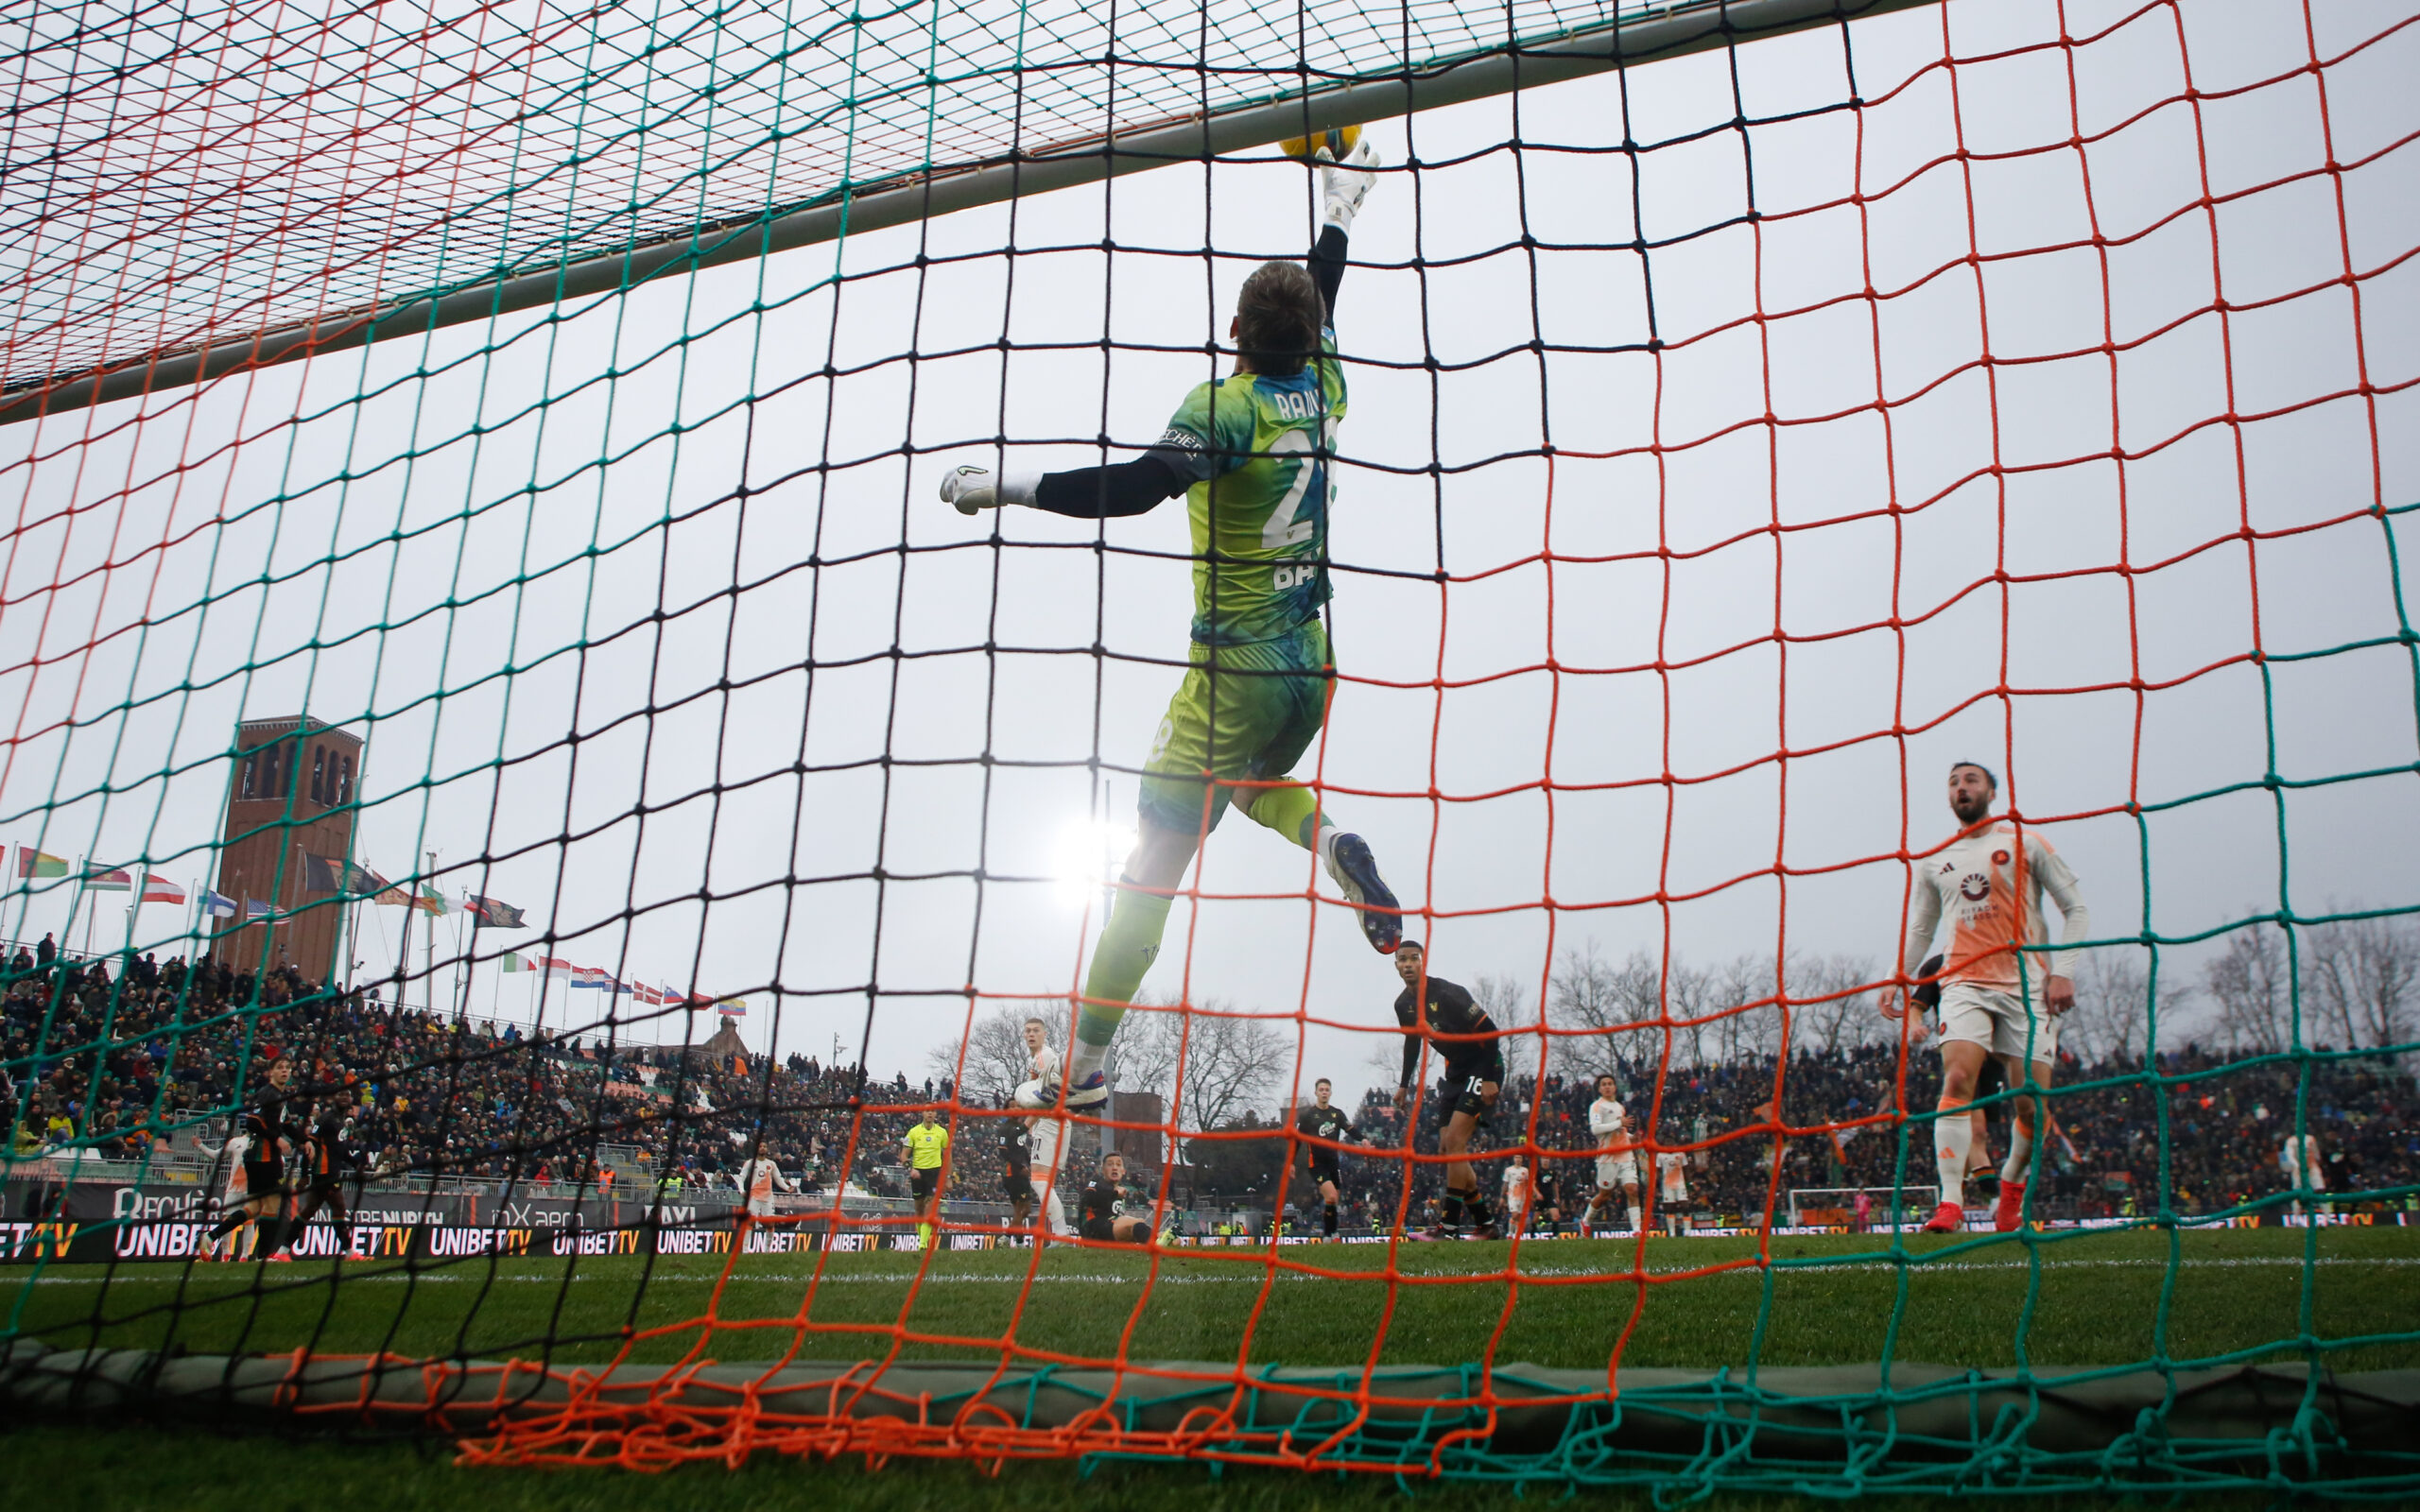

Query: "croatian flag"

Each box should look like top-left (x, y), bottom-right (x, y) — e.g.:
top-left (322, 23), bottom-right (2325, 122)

top-left (569, 965), bottom-right (614, 990)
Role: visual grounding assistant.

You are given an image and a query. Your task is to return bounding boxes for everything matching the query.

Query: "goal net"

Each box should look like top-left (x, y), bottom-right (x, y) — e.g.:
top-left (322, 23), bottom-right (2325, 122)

top-left (4, 0), bottom-right (2417, 1492)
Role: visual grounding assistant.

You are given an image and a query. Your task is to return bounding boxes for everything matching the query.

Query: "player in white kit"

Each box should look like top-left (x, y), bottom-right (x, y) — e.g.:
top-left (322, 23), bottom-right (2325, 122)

top-left (1500, 1160), bottom-right (1530, 1231)
top-left (1886, 761), bottom-right (2092, 1234)
top-left (2280, 1132), bottom-right (2325, 1219)
top-left (1581, 1075), bottom-right (1644, 1232)
top-left (1012, 1017), bottom-right (1074, 1236)
top-left (733, 1151), bottom-right (798, 1221)
top-left (198, 1130), bottom-right (251, 1261)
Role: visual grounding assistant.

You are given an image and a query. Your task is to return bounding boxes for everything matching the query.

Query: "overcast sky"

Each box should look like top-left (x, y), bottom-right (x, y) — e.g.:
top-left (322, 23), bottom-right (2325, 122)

top-left (1, 0), bottom-right (2412, 1107)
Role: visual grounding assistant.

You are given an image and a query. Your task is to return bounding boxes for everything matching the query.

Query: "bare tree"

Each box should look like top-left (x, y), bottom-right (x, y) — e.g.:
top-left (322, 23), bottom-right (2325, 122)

top-left (1786, 954), bottom-right (1882, 1056)
top-left (2304, 916), bottom-right (2419, 1053)
top-left (1703, 953), bottom-right (1782, 1065)
top-left (2062, 949), bottom-right (2187, 1065)
top-left (1110, 993), bottom-right (1187, 1102)
top-left (2202, 923), bottom-right (2295, 1052)
top-left (1546, 941), bottom-right (1667, 1076)
top-left (1472, 970), bottom-right (1551, 1079)
top-left (1168, 1000), bottom-right (1290, 1134)
top-left (925, 999), bottom-right (1063, 1106)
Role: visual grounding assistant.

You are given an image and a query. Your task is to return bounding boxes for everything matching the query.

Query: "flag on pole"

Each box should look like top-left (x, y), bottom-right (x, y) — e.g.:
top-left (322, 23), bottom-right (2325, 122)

top-left (716, 998), bottom-right (747, 1018)
top-left (499, 953), bottom-right (530, 972)
top-left (80, 865), bottom-right (132, 891)
top-left (569, 966), bottom-right (614, 989)
top-left (464, 894), bottom-right (526, 928)
top-left (203, 890), bottom-right (237, 919)
top-left (15, 847), bottom-right (67, 879)
top-left (536, 955), bottom-right (575, 980)
top-left (139, 875), bottom-right (185, 906)
top-left (245, 897), bottom-right (279, 920)
top-left (301, 851), bottom-right (390, 897)
top-left (373, 881), bottom-right (446, 914)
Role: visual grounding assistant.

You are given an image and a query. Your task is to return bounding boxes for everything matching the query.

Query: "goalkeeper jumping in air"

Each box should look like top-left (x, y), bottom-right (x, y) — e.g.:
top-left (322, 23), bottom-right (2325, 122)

top-left (941, 135), bottom-right (1400, 1110)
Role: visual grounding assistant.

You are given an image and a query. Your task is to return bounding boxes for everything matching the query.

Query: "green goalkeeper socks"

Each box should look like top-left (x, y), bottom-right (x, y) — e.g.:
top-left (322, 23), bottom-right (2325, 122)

top-left (1241, 782), bottom-right (1325, 851)
top-left (1075, 885), bottom-right (1175, 1050)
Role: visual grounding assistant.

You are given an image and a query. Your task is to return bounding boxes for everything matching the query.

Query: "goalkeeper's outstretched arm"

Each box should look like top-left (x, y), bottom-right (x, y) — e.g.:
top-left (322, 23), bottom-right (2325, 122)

top-left (942, 136), bottom-right (1378, 519)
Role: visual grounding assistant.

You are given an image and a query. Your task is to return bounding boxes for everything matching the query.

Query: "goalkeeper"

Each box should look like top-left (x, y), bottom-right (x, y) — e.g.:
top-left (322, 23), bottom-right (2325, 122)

top-left (942, 136), bottom-right (1401, 1111)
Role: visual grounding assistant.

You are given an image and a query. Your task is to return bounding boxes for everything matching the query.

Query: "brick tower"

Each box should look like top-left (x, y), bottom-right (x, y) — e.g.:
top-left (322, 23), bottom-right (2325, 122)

top-left (211, 715), bottom-right (366, 984)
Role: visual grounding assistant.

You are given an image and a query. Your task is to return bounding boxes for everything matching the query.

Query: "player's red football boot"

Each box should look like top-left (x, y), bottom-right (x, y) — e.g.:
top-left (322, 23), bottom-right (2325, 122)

top-left (1994, 1177), bottom-right (2028, 1232)
top-left (1921, 1201), bottom-right (1965, 1233)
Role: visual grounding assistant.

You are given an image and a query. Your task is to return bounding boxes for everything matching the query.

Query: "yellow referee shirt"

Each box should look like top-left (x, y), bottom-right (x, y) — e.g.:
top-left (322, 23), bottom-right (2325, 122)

top-left (905, 1122), bottom-right (949, 1170)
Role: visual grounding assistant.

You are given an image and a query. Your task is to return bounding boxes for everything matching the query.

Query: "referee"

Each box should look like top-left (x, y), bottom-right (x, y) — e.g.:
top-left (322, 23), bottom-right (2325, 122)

top-left (901, 1111), bottom-right (951, 1249)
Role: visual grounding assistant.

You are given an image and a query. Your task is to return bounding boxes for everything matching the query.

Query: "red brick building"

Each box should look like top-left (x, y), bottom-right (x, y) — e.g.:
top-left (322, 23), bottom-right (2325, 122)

top-left (210, 714), bottom-right (366, 983)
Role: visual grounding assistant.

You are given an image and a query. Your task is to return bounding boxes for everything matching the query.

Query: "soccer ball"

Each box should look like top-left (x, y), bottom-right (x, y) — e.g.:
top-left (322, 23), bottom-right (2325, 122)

top-left (1278, 125), bottom-right (1360, 163)
top-left (1013, 1077), bottom-right (1055, 1110)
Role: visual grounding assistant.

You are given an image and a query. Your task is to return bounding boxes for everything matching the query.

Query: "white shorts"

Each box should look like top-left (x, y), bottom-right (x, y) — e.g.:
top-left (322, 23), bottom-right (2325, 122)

top-left (1937, 981), bottom-right (2058, 1062)
top-left (1596, 1157), bottom-right (1638, 1189)
top-left (746, 1196), bottom-right (777, 1217)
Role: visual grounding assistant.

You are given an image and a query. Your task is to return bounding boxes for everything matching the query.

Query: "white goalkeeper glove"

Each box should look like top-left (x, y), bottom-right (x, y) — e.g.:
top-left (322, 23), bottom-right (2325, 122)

top-left (940, 464), bottom-right (1039, 515)
top-left (1320, 134), bottom-right (1380, 234)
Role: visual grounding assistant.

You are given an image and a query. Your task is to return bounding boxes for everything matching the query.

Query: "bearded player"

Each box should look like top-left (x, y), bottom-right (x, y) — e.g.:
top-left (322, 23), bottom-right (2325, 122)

top-left (1886, 762), bottom-right (2092, 1233)
top-left (942, 137), bottom-right (1404, 1113)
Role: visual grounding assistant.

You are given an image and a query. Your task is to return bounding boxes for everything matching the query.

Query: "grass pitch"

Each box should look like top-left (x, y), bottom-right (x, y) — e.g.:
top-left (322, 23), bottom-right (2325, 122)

top-left (7, 1225), bottom-right (2414, 1374)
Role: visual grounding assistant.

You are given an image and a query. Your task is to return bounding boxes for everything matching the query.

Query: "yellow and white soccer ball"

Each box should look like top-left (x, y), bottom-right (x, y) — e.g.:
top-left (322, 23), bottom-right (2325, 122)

top-left (1278, 124), bottom-right (1360, 163)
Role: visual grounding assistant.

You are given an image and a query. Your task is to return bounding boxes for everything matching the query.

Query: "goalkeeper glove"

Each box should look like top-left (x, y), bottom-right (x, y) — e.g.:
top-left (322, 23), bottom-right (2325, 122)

top-left (940, 464), bottom-right (1039, 515)
top-left (1321, 135), bottom-right (1380, 234)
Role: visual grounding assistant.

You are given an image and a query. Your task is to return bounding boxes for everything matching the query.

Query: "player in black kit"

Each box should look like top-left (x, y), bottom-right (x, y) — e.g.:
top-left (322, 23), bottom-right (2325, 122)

top-left (1079, 1152), bottom-right (1152, 1244)
top-left (1001, 1109), bottom-right (1034, 1231)
top-left (1392, 941), bottom-right (1504, 1239)
top-left (1294, 1077), bottom-right (1361, 1239)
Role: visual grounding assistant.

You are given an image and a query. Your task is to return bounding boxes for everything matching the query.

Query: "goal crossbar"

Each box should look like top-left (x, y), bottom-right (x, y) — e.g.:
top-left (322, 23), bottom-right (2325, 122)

top-left (0, 0), bottom-right (1930, 429)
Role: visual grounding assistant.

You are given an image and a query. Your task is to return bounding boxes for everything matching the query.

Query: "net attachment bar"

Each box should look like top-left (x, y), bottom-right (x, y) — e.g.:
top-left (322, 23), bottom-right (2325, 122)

top-left (7, 1340), bottom-right (2414, 1483)
top-left (0, 0), bottom-right (1930, 429)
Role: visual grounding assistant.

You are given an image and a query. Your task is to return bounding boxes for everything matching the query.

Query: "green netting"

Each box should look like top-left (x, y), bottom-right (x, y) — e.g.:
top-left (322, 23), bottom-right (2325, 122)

top-left (3, 0), bottom-right (2418, 1496)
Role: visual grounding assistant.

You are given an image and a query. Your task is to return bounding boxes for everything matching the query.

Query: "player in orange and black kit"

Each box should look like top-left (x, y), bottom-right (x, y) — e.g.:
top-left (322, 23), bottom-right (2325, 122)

top-left (269, 1110), bottom-right (357, 1258)
top-left (203, 1056), bottom-right (299, 1261)
top-left (1293, 1077), bottom-right (1364, 1239)
top-left (1392, 941), bottom-right (1505, 1240)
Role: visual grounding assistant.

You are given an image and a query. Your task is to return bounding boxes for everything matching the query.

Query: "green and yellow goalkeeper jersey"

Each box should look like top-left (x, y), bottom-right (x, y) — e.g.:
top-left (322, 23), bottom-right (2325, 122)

top-left (1154, 328), bottom-right (1346, 646)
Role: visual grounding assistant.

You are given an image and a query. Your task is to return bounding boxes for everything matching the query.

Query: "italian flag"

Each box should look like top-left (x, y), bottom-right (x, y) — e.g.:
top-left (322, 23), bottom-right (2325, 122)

top-left (499, 953), bottom-right (529, 972)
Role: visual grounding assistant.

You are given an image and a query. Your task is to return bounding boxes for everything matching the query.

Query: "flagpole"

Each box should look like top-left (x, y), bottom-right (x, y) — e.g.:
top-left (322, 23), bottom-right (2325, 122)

top-left (423, 849), bottom-right (436, 1018)
top-left (458, 894), bottom-right (478, 1025)
top-left (64, 857), bottom-right (83, 958)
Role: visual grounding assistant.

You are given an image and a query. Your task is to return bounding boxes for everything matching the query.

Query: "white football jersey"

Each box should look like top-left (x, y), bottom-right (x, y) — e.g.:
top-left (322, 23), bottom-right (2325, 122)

top-left (1588, 1097), bottom-right (1625, 1143)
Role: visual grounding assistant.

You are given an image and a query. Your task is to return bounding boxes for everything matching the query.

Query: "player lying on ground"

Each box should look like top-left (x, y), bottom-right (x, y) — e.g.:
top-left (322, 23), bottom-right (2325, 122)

top-left (1080, 1152), bottom-right (1155, 1244)
top-left (1392, 940), bottom-right (1503, 1239)
top-left (1293, 1076), bottom-right (1367, 1240)
top-left (1886, 761), bottom-right (2092, 1233)
top-left (1582, 1074), bottom-right (1646, 1232)
top-left (943, 137), bottom-right (1402, 1112)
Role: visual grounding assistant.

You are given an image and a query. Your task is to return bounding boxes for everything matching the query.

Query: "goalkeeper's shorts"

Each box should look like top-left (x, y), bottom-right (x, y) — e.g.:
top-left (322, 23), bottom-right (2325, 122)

top-left (1139, 620), bottom-right (1331, 836)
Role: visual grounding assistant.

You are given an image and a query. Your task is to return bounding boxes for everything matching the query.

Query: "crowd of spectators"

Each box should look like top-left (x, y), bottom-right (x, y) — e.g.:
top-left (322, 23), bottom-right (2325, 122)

top-left (1, 939), bottom-right (949, 1204)
top-left (6, 937), bottom-right (2413, 1231)
top-left (1298, 1042), bottom-right (2418, 1229)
